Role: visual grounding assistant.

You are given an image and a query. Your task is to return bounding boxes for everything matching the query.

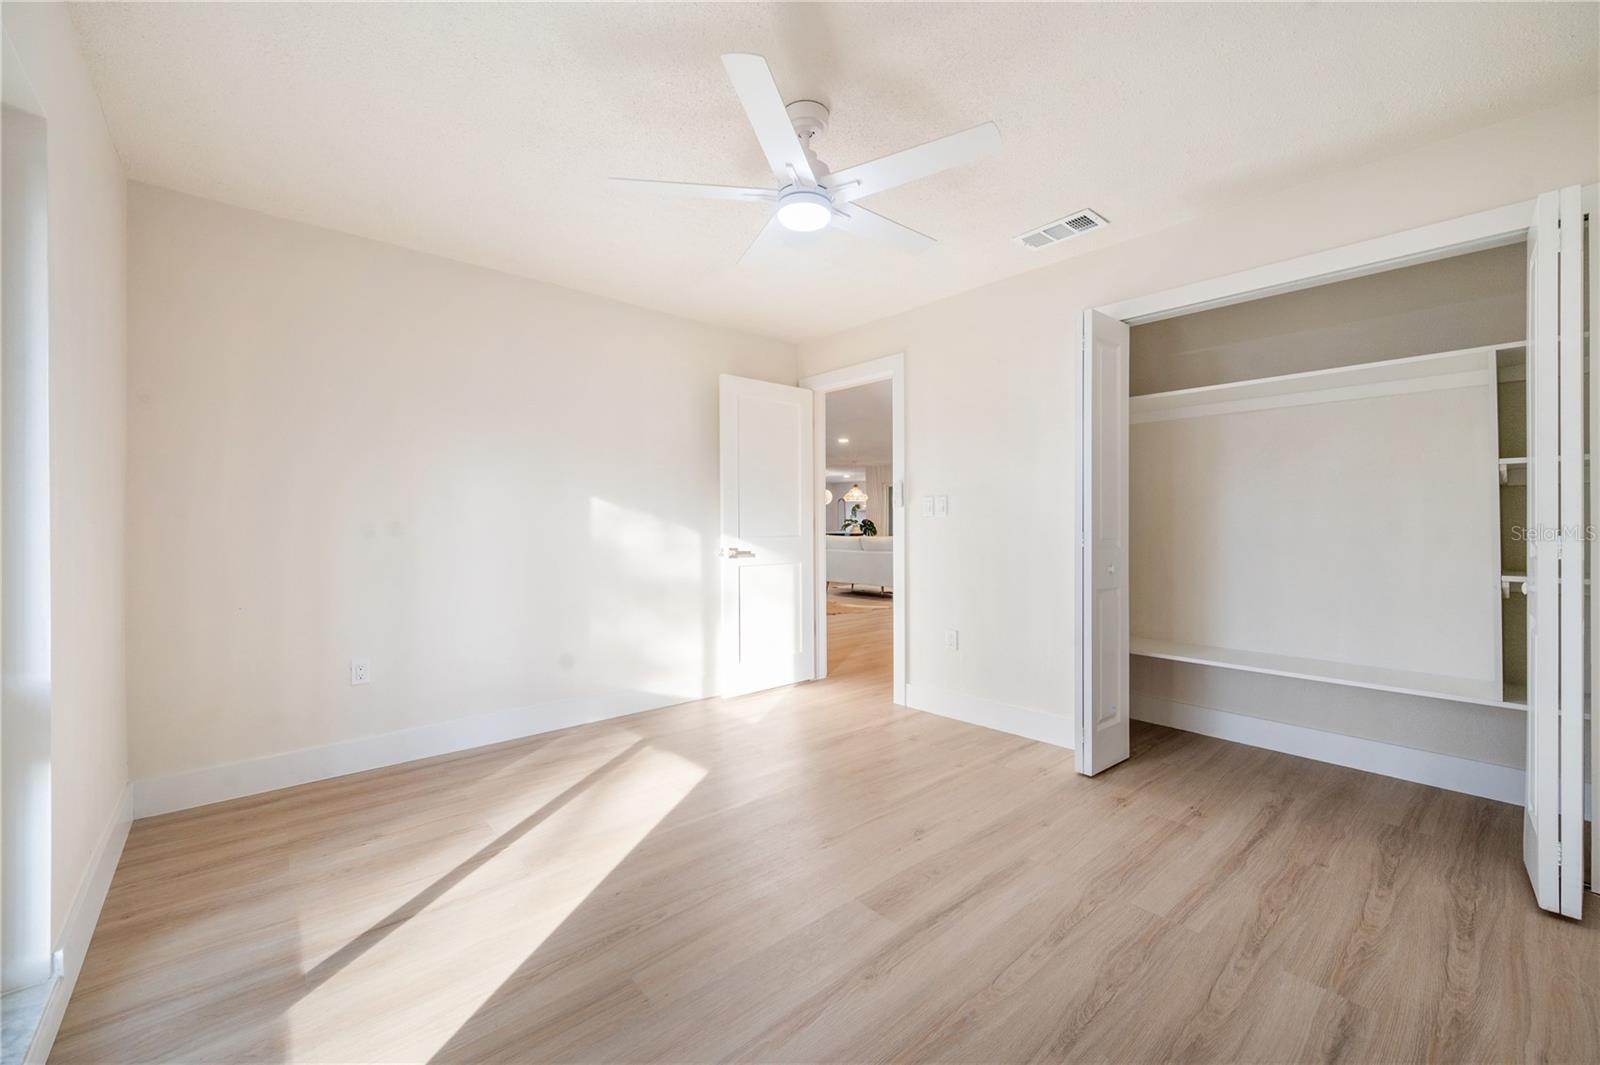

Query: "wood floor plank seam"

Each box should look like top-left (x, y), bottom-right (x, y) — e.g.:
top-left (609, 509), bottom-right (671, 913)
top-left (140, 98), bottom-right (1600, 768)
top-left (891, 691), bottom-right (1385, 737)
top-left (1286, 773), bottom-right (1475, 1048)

top-left (50, 608), bottom-right (1600, 1063)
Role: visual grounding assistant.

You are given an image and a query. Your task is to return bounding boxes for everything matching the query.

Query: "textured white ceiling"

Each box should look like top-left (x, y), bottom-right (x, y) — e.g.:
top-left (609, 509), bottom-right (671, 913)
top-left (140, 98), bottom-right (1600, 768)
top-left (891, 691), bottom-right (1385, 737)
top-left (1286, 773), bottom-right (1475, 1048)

top-left (70, 2), bottom-right (1598, 342)
top-left (825, 380), bottom-right (892, 467)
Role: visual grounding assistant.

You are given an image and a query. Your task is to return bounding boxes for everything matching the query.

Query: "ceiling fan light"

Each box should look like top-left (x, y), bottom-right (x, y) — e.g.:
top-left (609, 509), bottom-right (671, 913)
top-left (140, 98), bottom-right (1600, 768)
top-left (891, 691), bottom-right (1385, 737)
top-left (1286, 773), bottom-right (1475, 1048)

top-left (775, 190), bottom-right (832, 232)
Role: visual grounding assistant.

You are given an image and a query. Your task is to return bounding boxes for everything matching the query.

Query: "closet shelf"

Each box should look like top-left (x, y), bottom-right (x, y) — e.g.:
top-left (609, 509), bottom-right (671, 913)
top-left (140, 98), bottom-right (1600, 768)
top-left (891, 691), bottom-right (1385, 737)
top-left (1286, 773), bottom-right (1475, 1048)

top-left (1491, 686), bottom-right (1594, 717)
top-left (1492, 686), bottom-right (1596, 719)
top-left (1497, 455), bottom-right (1588, 486)
top-left (1130, 342), bottom-right (1514, 424)
top-left (1131, 637), bottom-right (1525, 712)
top-left (1495, 340), bottom-right (1591, 384)
top-left (1499, 573), bottom-right (1589, 597)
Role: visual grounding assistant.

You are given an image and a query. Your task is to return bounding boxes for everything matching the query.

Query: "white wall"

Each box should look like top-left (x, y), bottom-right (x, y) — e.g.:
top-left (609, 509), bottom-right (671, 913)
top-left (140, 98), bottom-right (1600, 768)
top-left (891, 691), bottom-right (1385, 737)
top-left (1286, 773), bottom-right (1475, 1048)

top-left (1, 3), bottom-right (130, 952)
top-left (126, 185), bottom-right (796, 787)
top-left (797, 93), bottom-right (1599, 741)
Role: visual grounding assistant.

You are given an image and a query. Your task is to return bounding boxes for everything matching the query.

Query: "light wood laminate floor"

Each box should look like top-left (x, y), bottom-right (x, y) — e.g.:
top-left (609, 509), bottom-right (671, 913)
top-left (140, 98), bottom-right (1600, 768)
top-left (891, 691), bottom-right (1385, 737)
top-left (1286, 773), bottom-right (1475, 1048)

top-left (55, 609), bottom-right (1599, 1062)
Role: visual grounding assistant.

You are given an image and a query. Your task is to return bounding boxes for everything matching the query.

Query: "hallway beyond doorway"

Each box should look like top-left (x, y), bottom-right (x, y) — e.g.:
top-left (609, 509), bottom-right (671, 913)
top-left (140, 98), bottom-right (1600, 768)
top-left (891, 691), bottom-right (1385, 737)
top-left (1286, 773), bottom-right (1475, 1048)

top-left (827, 594), bottom-right (892, 679)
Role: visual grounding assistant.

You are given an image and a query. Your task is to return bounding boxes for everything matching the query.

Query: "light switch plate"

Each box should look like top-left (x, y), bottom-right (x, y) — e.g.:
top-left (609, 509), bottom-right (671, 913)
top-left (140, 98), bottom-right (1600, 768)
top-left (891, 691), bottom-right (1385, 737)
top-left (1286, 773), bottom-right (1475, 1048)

top-left (944, 628), bottom-right (960, 651)
top-left (935, 495), bottom-right (949, 517)
top-left (921, 495), bottom-right (935, 517)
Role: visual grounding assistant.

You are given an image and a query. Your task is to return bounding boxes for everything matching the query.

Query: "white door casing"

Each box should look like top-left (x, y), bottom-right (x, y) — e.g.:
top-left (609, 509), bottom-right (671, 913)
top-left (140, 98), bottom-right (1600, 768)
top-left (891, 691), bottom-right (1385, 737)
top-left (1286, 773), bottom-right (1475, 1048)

top-left (801, 353), bottom-right (907, 706)
top-left (719, 375), bottom-right (816, 697)
top-left (1076, 310), bottom-right (1132, 775)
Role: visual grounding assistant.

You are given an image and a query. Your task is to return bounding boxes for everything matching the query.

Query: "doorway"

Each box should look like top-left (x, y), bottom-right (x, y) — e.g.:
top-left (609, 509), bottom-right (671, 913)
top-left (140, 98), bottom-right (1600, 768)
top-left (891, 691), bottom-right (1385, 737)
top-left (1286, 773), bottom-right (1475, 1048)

top-left (803, 354), bottom-right (906, 705)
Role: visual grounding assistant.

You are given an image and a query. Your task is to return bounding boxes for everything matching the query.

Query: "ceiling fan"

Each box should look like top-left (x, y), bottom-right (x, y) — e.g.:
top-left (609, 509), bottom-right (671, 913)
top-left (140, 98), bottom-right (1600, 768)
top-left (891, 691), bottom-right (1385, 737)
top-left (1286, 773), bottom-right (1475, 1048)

top-left (612, 53), bottom-right (1001, 260)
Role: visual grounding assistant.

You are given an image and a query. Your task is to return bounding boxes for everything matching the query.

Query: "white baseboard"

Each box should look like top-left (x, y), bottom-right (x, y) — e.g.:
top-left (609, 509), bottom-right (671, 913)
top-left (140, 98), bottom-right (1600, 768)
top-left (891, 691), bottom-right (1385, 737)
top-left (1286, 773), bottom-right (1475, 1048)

top-left (131, 688), bottom-right (695, 818)
top-left (26, 786), bottom-right (132, 1065)
top-left (1133, 692), bottom-right (1525, 805)
top-left (906, 682), bottom-right (1074, 749)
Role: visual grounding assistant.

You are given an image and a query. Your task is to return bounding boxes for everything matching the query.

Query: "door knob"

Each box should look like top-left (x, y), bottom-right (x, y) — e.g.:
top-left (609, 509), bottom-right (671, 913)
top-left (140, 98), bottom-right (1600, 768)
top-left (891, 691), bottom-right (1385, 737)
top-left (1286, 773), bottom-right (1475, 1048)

top-left (722, 547), bottom-right (755, 559)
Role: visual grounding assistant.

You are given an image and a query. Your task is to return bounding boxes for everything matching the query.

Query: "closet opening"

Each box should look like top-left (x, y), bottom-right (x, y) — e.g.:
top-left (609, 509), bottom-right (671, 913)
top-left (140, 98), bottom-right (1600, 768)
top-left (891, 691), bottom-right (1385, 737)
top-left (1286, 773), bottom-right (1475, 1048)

top-left (1077, 187), bottom-right (1595, 918)
top-left (1128, 242), bottom-right (1535, 720)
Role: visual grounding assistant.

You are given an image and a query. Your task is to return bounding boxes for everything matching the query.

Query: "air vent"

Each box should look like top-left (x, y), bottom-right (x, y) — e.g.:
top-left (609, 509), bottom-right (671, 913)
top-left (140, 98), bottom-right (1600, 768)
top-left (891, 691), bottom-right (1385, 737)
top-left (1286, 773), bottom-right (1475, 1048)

top-left (1015, 209), bottom-right (1107, 249)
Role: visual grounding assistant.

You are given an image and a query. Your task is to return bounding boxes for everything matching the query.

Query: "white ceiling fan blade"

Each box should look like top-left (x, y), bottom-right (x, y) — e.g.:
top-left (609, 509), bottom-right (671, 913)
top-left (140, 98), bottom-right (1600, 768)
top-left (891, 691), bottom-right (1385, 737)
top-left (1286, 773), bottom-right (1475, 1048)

top-left (832, 205), bottom-right (935, 254)
top-left (825, 122), bottom-right (1000, 203)
top-left (721, 53), bottom-right (816, 185)
top-left (738, 213), bottom-right (798, 265)
top-left (610, 177), bottom-right (776, 203)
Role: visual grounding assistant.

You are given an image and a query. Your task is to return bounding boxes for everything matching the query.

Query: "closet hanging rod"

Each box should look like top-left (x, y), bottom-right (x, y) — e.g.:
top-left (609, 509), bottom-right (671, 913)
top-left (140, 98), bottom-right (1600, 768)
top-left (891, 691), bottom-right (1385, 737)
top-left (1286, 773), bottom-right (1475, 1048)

top-left (1131, 342), bottom-right (1518, 424)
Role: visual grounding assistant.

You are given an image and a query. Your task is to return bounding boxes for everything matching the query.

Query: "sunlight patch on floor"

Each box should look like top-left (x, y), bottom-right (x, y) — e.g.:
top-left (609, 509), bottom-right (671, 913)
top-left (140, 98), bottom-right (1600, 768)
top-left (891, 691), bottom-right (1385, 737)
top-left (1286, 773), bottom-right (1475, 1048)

top-left (712, 683), bottom-right (805, 724)
top-left (473, 728), bottom-right (649, 834)
top-left (282, 744), bottom-right (706, 1062)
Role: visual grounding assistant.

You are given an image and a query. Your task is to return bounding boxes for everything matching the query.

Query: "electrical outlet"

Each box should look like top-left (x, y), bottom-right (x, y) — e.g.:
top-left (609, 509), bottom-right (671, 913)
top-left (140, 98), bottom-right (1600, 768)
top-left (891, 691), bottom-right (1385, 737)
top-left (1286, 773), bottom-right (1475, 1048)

top-left (944, 628), bottom-right (959, 651)
top-left (350, 657), bottom-right (372, 685)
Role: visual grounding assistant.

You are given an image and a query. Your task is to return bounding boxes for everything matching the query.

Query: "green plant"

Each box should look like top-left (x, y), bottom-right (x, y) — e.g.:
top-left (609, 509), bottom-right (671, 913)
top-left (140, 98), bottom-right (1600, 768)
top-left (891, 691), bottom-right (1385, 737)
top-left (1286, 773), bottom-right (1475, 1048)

top-left (859, 518), bottom-right (878, 536)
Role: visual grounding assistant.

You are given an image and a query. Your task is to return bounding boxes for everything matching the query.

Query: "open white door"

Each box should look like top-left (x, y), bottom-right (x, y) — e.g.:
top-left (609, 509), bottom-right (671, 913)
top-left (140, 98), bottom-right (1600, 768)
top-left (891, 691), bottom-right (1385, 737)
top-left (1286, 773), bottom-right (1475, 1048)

top-left (1076, 310), bottom-right (1131, 775)
top-left (719, 375), bottom-right (815, 697)
top-left (1523, 188), bottom-right (1581, 917)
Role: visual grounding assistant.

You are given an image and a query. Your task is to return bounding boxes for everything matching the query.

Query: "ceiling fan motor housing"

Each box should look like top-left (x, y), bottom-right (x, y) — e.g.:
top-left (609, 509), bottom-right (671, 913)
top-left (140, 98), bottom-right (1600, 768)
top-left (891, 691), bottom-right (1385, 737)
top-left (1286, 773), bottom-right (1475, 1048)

top-left (775, 187), bottom-right (833, 232)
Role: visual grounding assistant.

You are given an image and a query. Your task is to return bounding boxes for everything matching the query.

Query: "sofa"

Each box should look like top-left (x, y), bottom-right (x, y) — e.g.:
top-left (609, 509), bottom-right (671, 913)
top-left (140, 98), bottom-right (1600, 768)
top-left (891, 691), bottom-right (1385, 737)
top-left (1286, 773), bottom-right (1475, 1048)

top-left (826, 535), bottom-right (893, 590)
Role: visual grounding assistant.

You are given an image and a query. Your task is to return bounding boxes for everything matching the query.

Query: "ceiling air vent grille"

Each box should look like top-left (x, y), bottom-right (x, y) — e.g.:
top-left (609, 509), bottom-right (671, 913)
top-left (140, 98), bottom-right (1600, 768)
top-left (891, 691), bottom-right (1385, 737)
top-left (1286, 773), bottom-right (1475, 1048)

top-left (1016, 209), bottom-right (1107, 249)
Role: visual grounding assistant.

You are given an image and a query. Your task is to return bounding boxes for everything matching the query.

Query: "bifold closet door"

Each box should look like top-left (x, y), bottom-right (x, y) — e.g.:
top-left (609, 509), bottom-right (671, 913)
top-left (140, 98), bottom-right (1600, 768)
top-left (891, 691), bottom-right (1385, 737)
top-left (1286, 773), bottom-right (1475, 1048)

top-left (1076, 310), bottom-right (1131, 775)
top-left (1554, 186), bottom-right (1585, 918)
top-left (1522, 186), bottom-right (1585, 919)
